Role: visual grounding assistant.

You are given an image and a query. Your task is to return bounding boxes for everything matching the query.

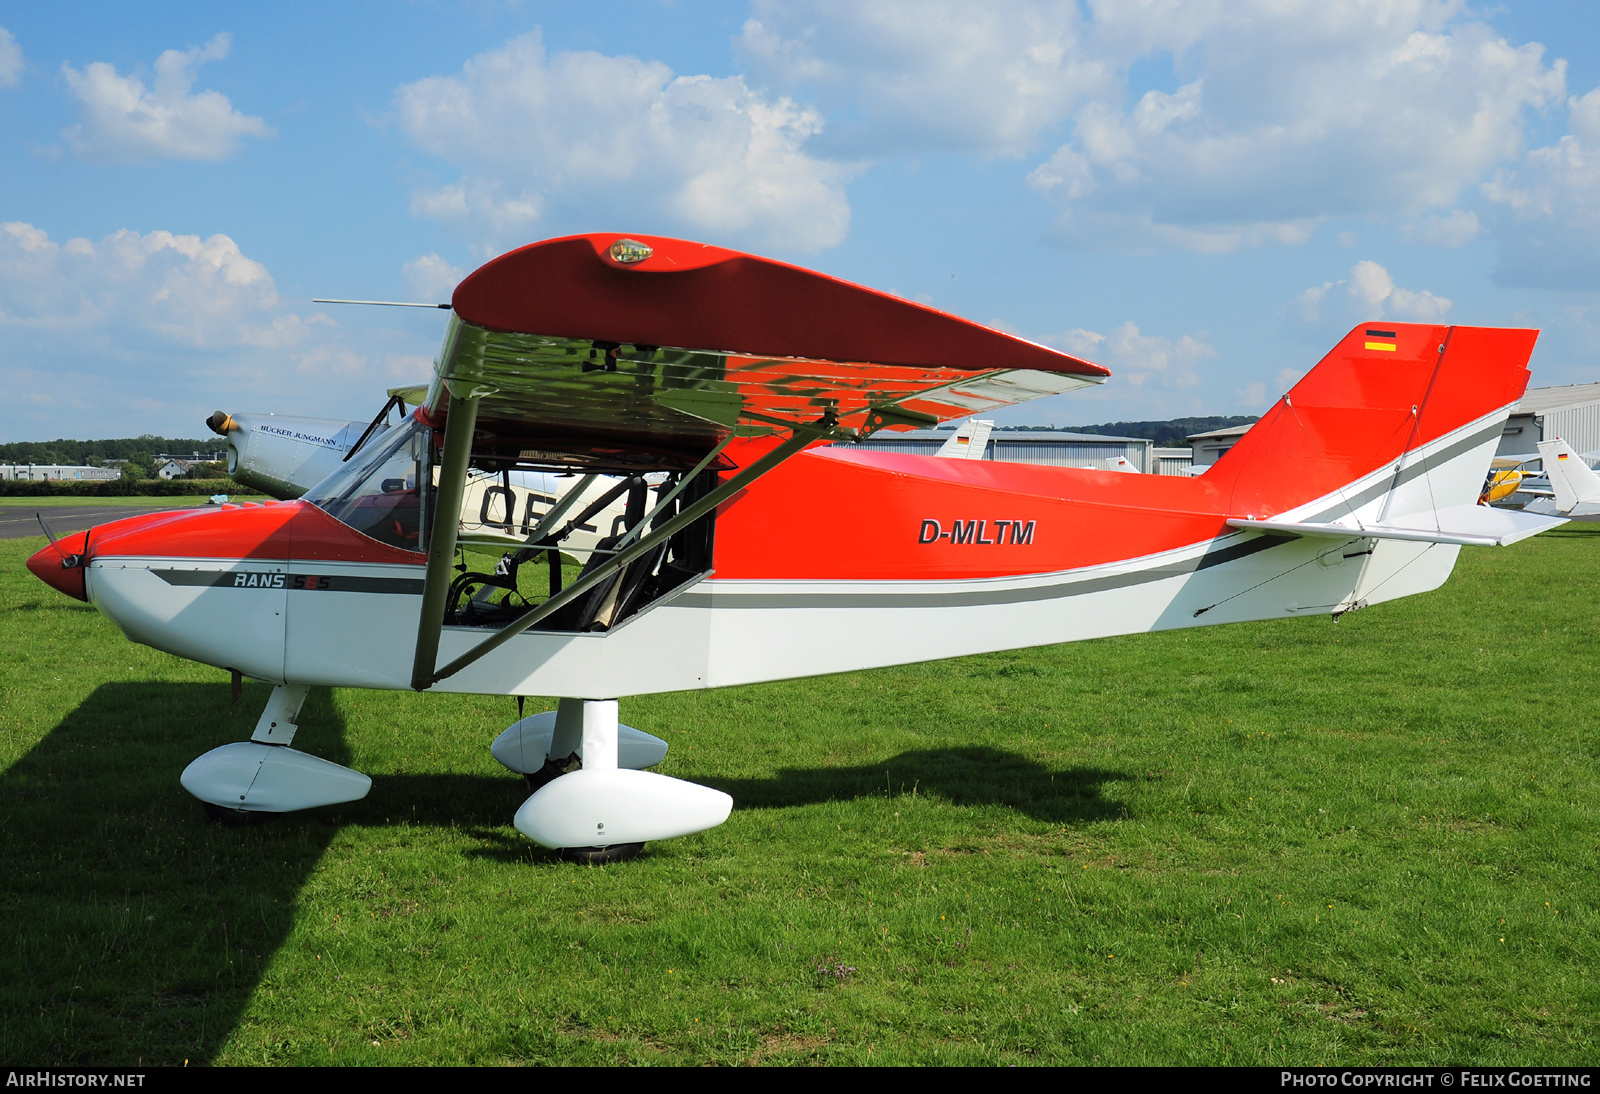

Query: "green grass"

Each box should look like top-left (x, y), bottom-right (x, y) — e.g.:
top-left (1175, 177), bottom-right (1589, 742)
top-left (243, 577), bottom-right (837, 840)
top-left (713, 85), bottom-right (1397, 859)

top-left (454, 547), bottom-right (583, 615)
top-left (1, 529), bottom-right (1596, 1066)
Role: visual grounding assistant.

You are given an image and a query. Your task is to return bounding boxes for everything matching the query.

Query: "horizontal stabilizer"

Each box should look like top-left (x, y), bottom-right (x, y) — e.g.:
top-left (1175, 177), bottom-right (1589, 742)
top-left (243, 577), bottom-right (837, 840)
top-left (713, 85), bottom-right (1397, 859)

top-left (1227, 504), bottom-right (1566, 547)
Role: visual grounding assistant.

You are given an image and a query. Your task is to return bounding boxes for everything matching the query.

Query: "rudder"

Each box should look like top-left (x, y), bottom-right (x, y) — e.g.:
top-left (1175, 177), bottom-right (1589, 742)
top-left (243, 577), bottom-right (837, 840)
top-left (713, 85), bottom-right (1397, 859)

top-left (1208, 323), bottom-right (1535, 525)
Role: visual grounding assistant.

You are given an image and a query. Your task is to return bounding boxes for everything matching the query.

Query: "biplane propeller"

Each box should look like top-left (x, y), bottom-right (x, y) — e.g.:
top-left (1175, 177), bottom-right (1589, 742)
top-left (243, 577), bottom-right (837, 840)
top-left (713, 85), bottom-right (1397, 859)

top-left (27, 233), bottom-right (1565, 862)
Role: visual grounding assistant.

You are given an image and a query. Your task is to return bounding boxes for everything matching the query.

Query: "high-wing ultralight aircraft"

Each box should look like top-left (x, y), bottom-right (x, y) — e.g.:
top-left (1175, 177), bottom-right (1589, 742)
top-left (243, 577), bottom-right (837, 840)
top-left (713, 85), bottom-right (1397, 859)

top-left (26, 233), bottom-right (1566, 862)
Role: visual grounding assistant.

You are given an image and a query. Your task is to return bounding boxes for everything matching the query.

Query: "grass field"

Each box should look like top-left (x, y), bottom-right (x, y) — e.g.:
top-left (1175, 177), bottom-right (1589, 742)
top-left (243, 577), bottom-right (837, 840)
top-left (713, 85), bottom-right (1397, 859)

top-left (1, 528), bottom-right (1596, 1066)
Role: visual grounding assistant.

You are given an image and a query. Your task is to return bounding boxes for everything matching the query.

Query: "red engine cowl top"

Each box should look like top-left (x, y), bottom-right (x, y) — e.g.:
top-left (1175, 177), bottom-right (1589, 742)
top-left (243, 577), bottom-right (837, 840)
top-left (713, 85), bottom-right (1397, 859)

top-left (25, 501), bottom-right (424, 603)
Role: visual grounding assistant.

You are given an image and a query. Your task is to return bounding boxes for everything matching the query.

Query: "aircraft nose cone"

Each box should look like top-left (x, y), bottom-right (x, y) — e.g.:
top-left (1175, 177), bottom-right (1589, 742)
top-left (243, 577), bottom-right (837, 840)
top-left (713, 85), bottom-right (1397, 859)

top-left (26, 530), bottom-right (90, 602)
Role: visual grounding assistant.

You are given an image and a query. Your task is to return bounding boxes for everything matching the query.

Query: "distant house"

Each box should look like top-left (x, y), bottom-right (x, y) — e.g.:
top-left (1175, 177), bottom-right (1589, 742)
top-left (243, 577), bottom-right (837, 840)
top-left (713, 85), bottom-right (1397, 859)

top-left (1153, 447), bottom-right (1194, 476)
top-left (156, 460), bottom-right (195, 480)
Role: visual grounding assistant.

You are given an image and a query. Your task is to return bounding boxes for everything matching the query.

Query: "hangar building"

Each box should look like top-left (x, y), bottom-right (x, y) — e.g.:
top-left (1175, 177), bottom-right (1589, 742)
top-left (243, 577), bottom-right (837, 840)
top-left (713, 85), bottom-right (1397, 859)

top-left (1498, 382), bottom-right (1600, 462)
top-left (0, 464), bottom-right (119, 482)
top-left (847, 427), bottom-right (1180, 473)
top-left (1186, 423), bottom-right (1253, 472)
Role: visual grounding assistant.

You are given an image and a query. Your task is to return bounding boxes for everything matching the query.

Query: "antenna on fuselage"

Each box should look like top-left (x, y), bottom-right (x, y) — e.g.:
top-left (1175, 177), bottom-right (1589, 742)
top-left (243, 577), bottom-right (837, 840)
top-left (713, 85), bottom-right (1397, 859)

top-left (312, 299), bottom-right (453, 309)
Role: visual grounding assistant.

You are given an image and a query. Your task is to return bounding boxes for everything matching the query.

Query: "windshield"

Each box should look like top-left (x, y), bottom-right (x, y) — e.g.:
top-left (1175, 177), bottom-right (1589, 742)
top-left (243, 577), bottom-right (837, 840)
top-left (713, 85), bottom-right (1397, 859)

top-left (304, 416), bottom-right (431, 552)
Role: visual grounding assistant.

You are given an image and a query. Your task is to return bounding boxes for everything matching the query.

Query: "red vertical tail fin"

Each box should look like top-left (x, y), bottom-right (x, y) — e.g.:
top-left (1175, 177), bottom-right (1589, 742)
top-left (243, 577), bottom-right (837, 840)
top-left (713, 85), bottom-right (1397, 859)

top-left (1209, 324), bottom-right (1535, 520)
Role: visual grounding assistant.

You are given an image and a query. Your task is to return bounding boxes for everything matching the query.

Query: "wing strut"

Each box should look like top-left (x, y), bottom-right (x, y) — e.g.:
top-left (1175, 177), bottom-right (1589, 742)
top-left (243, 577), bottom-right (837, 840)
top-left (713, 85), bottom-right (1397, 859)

top-left (411, 415), bottom-right (842, 691)
top-left (411, 390), bottom-right (482, 691)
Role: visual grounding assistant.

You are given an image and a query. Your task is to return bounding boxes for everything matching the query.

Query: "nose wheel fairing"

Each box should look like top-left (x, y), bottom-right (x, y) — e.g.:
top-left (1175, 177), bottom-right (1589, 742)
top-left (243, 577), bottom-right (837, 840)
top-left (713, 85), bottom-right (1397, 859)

top-left (181, 741), bottom-right (372, 814)
top-left (180, 684), bottom-right (372, 816)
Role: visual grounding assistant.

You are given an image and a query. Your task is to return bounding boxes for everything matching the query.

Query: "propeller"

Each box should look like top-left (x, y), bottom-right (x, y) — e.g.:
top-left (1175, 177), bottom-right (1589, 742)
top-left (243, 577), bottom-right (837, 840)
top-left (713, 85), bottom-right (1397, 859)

top-left (35, 512), bottom-right (62, 556)
top-left (36, 513), bottom-right (92, 569)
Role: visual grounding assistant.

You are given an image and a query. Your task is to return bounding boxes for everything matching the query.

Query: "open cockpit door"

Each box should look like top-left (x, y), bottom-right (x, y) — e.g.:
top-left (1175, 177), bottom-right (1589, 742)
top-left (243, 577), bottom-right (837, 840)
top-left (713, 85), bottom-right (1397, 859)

top-left (407, 233), bottom-right (1108, 690)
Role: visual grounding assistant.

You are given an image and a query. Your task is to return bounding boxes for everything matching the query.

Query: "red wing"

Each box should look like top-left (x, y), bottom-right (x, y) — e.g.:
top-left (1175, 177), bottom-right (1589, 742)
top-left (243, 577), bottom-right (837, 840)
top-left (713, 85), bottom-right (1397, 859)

top-left (437, 233), bottom-right (1106, 466)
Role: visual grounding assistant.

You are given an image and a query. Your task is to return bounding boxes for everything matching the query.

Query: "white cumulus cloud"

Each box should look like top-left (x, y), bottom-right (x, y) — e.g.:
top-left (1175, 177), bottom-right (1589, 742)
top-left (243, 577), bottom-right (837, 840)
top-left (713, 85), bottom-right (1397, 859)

top-left (395, 31), bottom-right (851, 254)
top-left (61, 33), bottom-right (273, 163)
top-left (1027, 3), bottom-right (1565, 251)
top-left (728, 2), bottom-right (1564, 253)
top-left (1291, 259), bottom-right (1452, 335)
top-left (402, 253), bottom-right (466, 305)
top-left (737, 0), bottom-right (1110, 157)
top-left (0, 220), bottom-right (281, 346)
top-left (0, 26), bottom-right (23, 88)
top-left (1047, 321), bottom-right (1216, 389)
top-left (0, 222), bottom-right (436, 438)
top-left (1482, 85), bottom-right (1600, 290)
top-left (982, 320), bottom-right (1218, 421)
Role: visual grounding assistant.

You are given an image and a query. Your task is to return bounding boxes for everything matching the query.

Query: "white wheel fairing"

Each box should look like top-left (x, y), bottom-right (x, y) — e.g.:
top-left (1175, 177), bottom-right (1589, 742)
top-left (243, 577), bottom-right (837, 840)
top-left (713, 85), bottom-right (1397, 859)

top-left (513, 768), bottom-right (732, 848)
top-left (181, 742), bottom-right (371, 812)
top-left (490, 712), bottom-right (669, 773)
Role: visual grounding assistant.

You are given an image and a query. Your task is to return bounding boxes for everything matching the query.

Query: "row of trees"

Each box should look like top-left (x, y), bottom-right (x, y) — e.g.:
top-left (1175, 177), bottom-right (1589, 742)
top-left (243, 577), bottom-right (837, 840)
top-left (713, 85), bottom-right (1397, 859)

top-left (0, 434), bottom-right (227, 467)
top-left (0, 435), bottom-right (228, 483)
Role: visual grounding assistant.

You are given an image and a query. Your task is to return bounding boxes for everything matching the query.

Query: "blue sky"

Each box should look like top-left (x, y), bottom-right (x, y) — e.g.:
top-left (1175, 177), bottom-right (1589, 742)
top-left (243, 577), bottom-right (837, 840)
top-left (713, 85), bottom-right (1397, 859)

top-left (3, 1), bottom-right (1598, 440)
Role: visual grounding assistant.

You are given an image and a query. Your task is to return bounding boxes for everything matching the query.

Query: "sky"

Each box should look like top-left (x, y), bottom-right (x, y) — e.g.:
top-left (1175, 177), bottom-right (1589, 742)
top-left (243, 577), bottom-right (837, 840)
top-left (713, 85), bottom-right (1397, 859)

top-left (2, 0), bottom-right (1599, 441)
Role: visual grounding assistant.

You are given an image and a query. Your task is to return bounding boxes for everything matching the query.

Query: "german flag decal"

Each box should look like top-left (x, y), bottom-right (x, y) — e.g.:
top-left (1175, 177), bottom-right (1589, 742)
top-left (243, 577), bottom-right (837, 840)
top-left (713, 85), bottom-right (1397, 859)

top-left (1364, 328), bottom-right (1398, 352)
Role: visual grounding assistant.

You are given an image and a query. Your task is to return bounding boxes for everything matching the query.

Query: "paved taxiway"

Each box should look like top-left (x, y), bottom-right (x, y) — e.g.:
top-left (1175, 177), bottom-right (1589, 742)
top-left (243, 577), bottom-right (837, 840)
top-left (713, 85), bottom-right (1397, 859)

top-left (0, 504), bottom-right (195, 540)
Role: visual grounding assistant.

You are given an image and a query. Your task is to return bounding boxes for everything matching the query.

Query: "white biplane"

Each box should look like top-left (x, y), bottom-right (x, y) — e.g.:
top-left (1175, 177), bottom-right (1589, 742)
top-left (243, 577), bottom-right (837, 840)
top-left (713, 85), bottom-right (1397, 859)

top-left (27, 233), bottom-right (1565, 862)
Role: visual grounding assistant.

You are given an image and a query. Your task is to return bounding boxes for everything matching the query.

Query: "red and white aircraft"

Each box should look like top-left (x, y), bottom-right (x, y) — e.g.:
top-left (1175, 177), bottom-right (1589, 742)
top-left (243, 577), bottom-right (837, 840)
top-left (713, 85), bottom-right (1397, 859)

top-left (26, 233), bottom-right (1564, 861)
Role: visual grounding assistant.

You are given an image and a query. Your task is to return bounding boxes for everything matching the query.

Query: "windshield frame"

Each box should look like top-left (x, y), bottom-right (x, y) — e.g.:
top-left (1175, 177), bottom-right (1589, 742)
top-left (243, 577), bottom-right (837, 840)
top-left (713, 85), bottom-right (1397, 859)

top-left (303, 415), bottom-right (433, 554)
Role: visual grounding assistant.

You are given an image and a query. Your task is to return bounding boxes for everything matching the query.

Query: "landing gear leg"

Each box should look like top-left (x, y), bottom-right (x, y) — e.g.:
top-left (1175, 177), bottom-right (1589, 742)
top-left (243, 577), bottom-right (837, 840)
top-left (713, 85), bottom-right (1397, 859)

top-left (552, 699), bottom-right (646, 862)
top-left (250, 683), bottom-right (308, 745)
top-left (199, 683), bottom-right (311, 822)
top-left (523, 697), bottom-right (583, 794)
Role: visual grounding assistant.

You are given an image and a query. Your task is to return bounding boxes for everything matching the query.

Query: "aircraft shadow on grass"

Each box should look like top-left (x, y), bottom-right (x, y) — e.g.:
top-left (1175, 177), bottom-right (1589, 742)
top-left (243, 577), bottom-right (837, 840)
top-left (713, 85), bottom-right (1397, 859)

top-left (0, 681), bottom-right (1126, 1064)
top-left (706, 748), bottom-right (1130, 826)
top-left (0, 681), bottom-right (356, 1066)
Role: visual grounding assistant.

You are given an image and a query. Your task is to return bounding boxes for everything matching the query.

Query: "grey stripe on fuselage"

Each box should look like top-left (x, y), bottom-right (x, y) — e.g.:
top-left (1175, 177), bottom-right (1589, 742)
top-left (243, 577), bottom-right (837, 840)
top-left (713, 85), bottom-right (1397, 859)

top-left (685, 416), bottom-right (1499, 613)
top-left (1299, 418), bottom-right (1502, 523)
top-left (152, 569), bottom-right (424, 595)
top-left (677, 533), bottom-right (1295, 611)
